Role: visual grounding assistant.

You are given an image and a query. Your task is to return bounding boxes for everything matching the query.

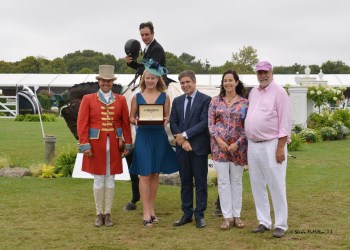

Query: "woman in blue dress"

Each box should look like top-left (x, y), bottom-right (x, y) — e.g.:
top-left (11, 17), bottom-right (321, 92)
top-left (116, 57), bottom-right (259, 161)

top-left (129, 60), bottom-right (179, 227)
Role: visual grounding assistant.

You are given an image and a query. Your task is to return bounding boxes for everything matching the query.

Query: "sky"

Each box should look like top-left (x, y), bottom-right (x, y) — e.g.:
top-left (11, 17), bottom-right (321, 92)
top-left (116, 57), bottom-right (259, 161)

top-left (1, 0), bottom-right (350, 67)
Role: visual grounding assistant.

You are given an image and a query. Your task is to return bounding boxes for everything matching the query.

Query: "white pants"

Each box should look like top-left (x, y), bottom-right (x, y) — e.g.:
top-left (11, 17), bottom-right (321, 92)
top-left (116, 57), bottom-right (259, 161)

top-left (214, 161), bottom-right (244, 219)
top-left (248, 138), bottom-right (288, 231)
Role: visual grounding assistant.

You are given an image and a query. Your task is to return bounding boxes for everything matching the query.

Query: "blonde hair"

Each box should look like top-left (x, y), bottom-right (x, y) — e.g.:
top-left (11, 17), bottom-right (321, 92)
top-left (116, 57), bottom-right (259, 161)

top-left (139, 71), bottom-right (167, 92)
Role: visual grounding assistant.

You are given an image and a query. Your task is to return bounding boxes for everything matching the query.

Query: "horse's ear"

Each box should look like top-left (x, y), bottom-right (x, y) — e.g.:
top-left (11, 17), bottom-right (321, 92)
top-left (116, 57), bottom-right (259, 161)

top-left (112, 84), bottom-right (123, 94)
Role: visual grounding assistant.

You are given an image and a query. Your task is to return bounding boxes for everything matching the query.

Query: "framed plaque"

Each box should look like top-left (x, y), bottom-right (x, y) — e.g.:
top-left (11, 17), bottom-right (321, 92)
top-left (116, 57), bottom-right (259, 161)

top-left (138, 104), bottom-right (164, 125)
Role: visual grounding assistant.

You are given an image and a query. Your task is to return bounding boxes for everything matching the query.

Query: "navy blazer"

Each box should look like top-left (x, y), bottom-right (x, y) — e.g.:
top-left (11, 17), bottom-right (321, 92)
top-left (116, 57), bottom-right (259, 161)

top-left (170, 91), bottom-right (211, 156)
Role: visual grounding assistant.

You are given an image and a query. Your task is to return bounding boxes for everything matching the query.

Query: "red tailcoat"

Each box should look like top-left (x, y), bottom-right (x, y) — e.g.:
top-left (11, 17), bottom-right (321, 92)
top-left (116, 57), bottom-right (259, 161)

top-left (77, 92), bottom-right (132, 175)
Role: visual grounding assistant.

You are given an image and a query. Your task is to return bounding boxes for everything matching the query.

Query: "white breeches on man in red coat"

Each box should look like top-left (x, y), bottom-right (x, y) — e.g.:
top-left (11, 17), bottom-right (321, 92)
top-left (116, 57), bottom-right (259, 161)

top-left (93, 137), bottom-right (115, 216)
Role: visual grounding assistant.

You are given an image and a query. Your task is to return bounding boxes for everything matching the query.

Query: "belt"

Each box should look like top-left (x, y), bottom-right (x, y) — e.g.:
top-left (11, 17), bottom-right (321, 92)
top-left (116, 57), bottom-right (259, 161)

top-left (252, 140), bottom-right (266, 143)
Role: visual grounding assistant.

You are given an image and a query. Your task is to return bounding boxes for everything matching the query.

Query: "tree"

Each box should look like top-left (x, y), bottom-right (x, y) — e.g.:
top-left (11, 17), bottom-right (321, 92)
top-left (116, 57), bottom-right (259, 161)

top-left (50, 58), bottom-right (68, 73)
top-left (179, 53), bottom-right (196, 65)
top-left (63, 50), bottom-right (117, 73)
top-left (165, 52), bottom-right (186, 74)
top-left (78, 68), bottom-right (94, 74)
top-left (37, 57), bottom-right (52, 73)
top-left (321, 60), bottom-right (350, 74)
top-left (0, 61), bottom-right (16, 73)
top-left (17, 56), bottom-right (40, 73)
top-left (231, 46), bottom-right (258, 73)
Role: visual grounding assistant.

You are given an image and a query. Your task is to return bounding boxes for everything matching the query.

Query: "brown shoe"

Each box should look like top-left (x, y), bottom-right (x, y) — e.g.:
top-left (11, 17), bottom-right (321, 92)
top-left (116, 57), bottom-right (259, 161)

top-left (220, 218), bottom-right (234, 230)
top-left (233, 217), bottom-right (245, 228)
top-left (104, 213), bottom-right (114, 227)
top-left (94, 213), bottom-right (104, 227)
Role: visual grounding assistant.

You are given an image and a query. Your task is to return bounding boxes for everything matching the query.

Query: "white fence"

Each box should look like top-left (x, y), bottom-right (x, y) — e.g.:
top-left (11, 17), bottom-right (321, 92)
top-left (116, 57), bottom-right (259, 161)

top-left (0, 95), bottom-right (17, 118)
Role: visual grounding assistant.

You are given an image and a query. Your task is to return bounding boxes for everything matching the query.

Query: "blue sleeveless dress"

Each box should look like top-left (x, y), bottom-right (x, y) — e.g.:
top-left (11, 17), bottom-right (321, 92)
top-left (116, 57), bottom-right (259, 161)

top-left (130, 92), bottom-right (179, 176)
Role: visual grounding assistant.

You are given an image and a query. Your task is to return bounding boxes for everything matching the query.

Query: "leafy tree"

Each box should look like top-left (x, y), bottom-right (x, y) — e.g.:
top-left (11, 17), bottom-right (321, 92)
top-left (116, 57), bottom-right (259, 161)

top-left (231, 46), bottom-right (258, 73)
top-left (50, 58), bottom-right (68, 73)
top-left (166, 52), bottom-right (186, 74)
top-left (321, 60), bottom-right (350, 74)
top-left (274, 63), bottom-right (303, 74)
top-left (115, 58), bottom-right (138, 74)
top-left (179, 53), bottom-right (196, 65)
top-left (78, 68), bottom-right (94, 74)
top-left (17, 56), bottom-right (40, 73)
top-left (63, 50), bottom-right (117, 73)
top-left (0, 61), bottom-right (16, 73)
top-left (37, 57), bottom-right (52, 73)
top-left (309, 64), bottom-right (320, 74)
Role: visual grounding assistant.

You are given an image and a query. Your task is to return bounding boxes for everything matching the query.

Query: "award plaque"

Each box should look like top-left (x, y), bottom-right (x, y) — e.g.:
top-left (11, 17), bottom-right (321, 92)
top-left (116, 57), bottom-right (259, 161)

top-left (138, 104), bottom-right (164, 125)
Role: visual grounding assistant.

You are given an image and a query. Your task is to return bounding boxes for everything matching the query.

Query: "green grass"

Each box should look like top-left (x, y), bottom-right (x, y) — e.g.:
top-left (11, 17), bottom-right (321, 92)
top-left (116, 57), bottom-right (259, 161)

top-left (0, 118), bottom-right (350, 249)
top-left (0, 118), bottom-right (77, 167)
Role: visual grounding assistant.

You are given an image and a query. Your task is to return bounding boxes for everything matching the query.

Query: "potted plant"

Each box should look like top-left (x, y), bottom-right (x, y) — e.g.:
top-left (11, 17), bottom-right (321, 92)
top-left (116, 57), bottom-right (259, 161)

top-left (319, 127), bottom-right (337, 141)
top-left (300, 128), bottom-right (318, 143)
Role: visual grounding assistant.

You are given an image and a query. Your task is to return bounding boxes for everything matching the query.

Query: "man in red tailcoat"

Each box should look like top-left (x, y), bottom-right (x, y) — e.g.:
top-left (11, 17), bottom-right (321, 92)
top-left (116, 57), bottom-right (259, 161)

top-left (77, 65), bottom-right (132, 227)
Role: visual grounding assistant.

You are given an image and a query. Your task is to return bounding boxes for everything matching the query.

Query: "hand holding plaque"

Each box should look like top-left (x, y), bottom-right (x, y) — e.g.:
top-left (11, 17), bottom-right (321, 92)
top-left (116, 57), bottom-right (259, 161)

top-left (138, 104), bottom-right (164, 125)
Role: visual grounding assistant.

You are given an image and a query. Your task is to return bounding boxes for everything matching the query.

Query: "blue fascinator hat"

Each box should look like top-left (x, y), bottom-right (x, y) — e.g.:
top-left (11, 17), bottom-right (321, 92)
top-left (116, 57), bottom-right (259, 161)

top-left (142, 59), bottom-right (168, 77)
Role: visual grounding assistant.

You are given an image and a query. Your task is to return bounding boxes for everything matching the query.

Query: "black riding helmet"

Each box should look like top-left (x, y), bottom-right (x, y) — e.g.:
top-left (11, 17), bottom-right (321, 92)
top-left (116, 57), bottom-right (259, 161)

top-left (124, 39), bottom-right (141, 60)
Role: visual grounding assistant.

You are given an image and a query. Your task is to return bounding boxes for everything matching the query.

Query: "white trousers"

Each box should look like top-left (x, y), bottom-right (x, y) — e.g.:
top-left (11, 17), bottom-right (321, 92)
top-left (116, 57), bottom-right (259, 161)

top-left (214, 161), bottom-right (244, 218)
top-left (248, 138), bottom-right (288, 231)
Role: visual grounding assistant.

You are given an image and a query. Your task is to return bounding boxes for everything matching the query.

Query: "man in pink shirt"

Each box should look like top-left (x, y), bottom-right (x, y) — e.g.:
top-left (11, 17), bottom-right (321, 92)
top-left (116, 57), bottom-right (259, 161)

top-left (245, 61), bottom-right (292, 238)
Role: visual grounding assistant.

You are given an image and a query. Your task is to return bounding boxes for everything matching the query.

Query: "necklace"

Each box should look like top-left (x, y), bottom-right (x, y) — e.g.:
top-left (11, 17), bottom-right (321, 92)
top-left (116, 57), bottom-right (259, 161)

top-left (226, 94), bottom-right (237, 104)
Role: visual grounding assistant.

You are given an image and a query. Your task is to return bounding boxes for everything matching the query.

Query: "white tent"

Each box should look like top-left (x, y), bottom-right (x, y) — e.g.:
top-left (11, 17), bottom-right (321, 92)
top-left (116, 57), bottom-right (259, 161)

top-left (1, 73), bottom-right (350, 90)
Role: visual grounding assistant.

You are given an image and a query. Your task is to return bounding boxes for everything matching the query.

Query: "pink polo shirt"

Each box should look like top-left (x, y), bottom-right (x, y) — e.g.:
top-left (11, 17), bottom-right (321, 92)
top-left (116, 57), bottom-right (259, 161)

top-left (245, 80), bottom-right (292, 142)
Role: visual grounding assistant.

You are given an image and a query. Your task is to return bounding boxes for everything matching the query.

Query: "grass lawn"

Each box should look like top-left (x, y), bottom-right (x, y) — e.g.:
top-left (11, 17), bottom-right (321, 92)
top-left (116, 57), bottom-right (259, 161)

top-left (0, 118), bottom-right (350, 249)
top-left (0, 118), bottom-right (77, 167)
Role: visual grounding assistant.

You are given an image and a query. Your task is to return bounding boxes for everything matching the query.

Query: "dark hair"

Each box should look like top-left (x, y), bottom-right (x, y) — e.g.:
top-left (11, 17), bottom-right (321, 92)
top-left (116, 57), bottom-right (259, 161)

top-left (219, 69), bottom-right (246, 97)
top-left (178, 70), bottom-right (196, 82)
top-left (139, 21), bottom-right (154, 33)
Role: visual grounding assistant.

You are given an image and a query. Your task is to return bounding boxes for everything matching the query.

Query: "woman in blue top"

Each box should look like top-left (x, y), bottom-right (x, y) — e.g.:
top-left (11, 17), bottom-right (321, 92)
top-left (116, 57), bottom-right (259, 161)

top-left (129, 60), bottom-right (179, 227)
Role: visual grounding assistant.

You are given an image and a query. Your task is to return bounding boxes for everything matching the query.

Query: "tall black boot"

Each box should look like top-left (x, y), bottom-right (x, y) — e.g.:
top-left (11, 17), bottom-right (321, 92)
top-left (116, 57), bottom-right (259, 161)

top-left (123, 151), bottom-right (140, 211)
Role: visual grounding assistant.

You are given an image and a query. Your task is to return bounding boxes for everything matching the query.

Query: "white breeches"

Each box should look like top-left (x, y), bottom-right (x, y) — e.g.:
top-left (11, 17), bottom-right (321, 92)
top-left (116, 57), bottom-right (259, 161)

top-left (93, 137), bottom-right (116, 214)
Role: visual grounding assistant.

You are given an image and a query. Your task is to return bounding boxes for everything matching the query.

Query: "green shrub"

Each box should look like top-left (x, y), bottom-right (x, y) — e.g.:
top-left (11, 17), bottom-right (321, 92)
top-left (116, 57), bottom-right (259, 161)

top-left (37, 90), bottom-right (54, 111)
top-left (54, 147), bottom-right (78, 177)
top-left (307, 111), bottom-right (333, 128)
top-left (340, 126), bottom-right (350, 136)
top-left (332, 121), bottom-right (344, 135)
top-left (332, 109), bottom-right (350, 128)
top-left (15, 113), bottom-right (57, 122)
top-left (40, 164), bottom-right (62, 178)
top-left (0, 156), bottom-right (10, 169)
top-left (292, 124), bottom-right (303, 134)
top-left (300, 128), bottom-right (318, 143)
top-left (0, 112), bottom-right (6, 116)
top-left (319, 127), bottom-right (337, 140)
top-left (288, 133), bottom-right (304, 151)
